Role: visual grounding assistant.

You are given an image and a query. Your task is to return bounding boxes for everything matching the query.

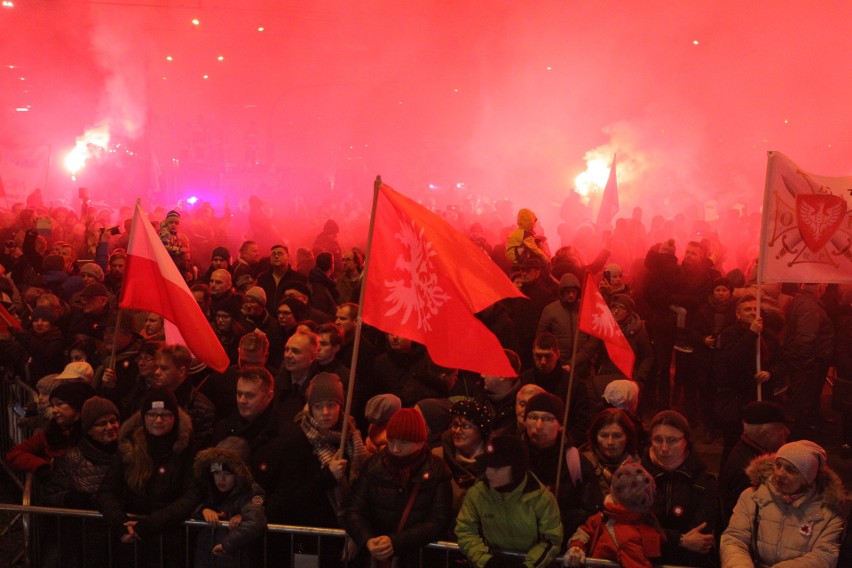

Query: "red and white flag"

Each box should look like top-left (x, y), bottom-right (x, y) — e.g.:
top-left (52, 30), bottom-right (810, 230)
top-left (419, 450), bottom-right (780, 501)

top-left (120, 202), bottom-right (230, 372)
top-left (362, 184), bottom-right (525, 377)
top-left (596, 154), bottom-right (619, 227)
top-left (578, 272), bottom-right (634, 378)
top-left (759, 152), bottom-right (852, 283)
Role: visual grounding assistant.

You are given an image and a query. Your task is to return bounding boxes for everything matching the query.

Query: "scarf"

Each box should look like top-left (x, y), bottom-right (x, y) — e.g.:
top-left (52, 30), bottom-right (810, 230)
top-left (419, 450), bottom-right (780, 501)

top-left (383, 445), bottom-right (429, 489)
top-left (300, 409), bottom-right (367, 518)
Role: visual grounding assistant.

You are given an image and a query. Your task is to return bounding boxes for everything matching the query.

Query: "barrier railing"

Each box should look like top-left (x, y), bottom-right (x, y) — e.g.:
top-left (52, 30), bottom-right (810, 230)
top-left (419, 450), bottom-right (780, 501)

top-left (0, 502), bottom-right (702, 568)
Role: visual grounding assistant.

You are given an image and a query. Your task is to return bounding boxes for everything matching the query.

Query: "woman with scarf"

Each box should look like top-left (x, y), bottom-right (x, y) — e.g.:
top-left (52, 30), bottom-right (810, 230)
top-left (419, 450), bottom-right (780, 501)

top-left (641, 410), bottom-right (719, 567)
top-left (689, 277), bottom-right (738, 441)
top-left (593, 294), bottom-right (653, 397)
top-left (580, 408), bottom-right (640, 503)
top-left (97, 387), bottom-right (200, 568)
top-left (278, 372), bottom-right (367, 562)
top-left (346, 408), bottom-right (453, 568)
top-left (720, 440), bottom-right (845, 567)
top-left (432, 399), bottom-right (493, 515)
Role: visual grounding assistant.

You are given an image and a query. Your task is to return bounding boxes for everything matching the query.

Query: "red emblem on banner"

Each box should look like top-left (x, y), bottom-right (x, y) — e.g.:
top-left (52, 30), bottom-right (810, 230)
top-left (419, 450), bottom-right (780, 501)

top-left (796, 194), bottom-right (847, 252)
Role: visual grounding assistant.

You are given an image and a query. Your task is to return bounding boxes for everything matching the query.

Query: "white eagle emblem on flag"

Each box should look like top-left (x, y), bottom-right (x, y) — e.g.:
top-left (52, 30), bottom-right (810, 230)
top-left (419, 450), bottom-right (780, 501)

top-left (384, 219), bottom-right (450, 332)
top-left (590, 303), bottom-right (619, 338)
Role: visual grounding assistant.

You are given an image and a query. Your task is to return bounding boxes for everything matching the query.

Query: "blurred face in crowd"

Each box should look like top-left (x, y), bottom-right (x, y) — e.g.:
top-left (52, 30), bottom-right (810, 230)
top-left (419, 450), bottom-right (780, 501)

top-left (317, 333), bottom-right (339, 364)
top-left (560, 287), bottom-right (579, 304)
top-left (80, 294), bottom-right (109, 315)
top-left (483, 375), bottom-right (517, 401)
top-left (242, 296), bottom-right (264, 318)
top-left (516, 385), bottom-right (544, 428)
top-left (214, 310), bottom-right (233, 332)
top-left (270, 246), bottom-right (289, 268)
top-left (213, 470), bottom-right (237, 493)
top-left (210, 256), bottom-right (229, 270)
top-left (387, 334), bottom-right (412, 352)
top-left (50, 398), bottom-right (80, 427)
top-left (713, 285), bottom-right (732, 302)
top-left (736, 300), bottom-right (758, 325)
top-left (650, 424), bottom-right (688, 470)
top-left (596, 423), bottom-right (628, 461)
top-left (109, 256), bottom-right (126, 276)
top-left (533, 347), bottom-right (559, 374)
top-left (610, 303), bottom-right (629, 323)
top-left (54, 245), bottom-right (75, 272)
top-left (31, 316), bottom-right (53, 335)
top-left (80, 271), bottom-right (100, 287)
top-left (144, 408), bottom-right (175, 436)
top-left (772, 458), bottom-right (808, 495)
top-left (335, 306), bottom-right (356, 334)
top-left (284, 288), bottom-right (309, 305)
top-left (683, 244), bottom-right (703, 265)
top-left (757, 422), bottom-right (790, 453)
top-left (69, 349), bottom-right (87, 363)
top-left (144, 313), bottom-right (164, 336)
top-left (485, 465), bottom-right (513, 489)
top-left (525, 410), bottom-right (561, 449)
top-left (387, 439), bottom-right (424, 458)
top-left (283, 333), bottom-right (316, 373)
top-left (88, 413), bottom-right (120, 444)
top-left (242, 243), bottom-right (260, 264)
top-left (153, 355), bottom-right (187, 390)
top-left (277, 304), bottom-right (296, 328)
top-left (609, 271), bottom-right (624, 287)
top-left (311, 401), bottom-right (341, 431)
top-left (520, 267), bottom-right (540, 284)
top-left (165, 218), bottom-right (180, 234)
top-left (236, 377), bottom-right (274, 421)
top-left (341, 252), bottom-right (358, 275)
top-left (137, 352), bottom-right (157, 380)
top-left (209, 270), bottom-right (232, 296)
top-left (450, 416), bottom-right (482, 456)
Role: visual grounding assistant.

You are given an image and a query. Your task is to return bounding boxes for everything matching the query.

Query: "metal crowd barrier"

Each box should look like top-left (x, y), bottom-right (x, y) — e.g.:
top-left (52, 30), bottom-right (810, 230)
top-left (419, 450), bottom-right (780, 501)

top-left (0, 502), bottom-right (701, 568)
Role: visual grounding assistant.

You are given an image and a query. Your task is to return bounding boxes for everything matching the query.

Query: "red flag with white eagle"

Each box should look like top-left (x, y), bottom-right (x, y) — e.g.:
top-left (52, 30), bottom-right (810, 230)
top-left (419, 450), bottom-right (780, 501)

top-left (361, 183), bottom-right (525, 377)
top-left (758, 151), bottom-right (852, 283)
top-left (578, 272), bottom-right (634, 378)
top-left (120, 201), bottom-right (229, 372)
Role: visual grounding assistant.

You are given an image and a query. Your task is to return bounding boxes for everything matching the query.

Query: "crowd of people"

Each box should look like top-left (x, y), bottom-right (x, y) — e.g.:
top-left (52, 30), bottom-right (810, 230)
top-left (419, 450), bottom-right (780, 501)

top-left (1, 192), bottom-right (850, 567)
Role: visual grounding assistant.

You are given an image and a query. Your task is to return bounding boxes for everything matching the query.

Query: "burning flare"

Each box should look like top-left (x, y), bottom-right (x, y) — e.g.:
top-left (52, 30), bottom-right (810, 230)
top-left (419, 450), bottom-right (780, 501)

top-left (573, 155), bottom-right (611, 200)
top-left (64, 126), bottom-right (110, 177)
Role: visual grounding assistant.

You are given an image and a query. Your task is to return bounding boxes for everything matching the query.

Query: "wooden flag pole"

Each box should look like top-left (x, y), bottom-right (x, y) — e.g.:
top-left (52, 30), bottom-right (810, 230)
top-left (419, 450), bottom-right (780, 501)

top-left (554, 282), bottom-right (583, 497)
top-left (338, 175), bottom-right (383, 456)
top-left (754, 152), bottom-right (778, 402)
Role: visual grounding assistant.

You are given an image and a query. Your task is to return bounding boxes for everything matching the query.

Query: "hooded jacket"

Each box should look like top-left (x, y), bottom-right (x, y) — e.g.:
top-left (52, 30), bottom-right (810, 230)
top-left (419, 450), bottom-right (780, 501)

top-left (720, 455), bottom-right (847, 568)
top-left (506, 209), bottom-right (549, 267)
top-left (455, 472), bottom-right (562, 568)
top-left (97, 408), bottom-right (200, 539)
top-left (537, 273), bottom-right (600, 370)
top-left (192, 447), bottom-right (267, 567)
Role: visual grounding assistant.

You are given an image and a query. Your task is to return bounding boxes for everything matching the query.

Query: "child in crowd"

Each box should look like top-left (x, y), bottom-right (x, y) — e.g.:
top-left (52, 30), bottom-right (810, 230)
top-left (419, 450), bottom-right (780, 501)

top-left (564, 462), bottom-right (663, 568)
top-left (192, 437), bottom-right (267, 568)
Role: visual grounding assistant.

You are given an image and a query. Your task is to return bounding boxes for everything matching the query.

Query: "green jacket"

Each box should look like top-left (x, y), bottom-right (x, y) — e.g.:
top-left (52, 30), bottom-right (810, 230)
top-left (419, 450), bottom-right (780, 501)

top-left (455, 472), bottom-right (563, 568)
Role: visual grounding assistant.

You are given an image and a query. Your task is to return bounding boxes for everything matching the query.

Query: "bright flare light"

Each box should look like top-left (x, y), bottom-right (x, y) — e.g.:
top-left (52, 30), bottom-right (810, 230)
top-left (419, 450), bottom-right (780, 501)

top-left (186, 196), bottom-right (198, 205)
top-left (64, 126), bottom-right (110, 177)
top-left (573, 157), bottom-right (611, 199)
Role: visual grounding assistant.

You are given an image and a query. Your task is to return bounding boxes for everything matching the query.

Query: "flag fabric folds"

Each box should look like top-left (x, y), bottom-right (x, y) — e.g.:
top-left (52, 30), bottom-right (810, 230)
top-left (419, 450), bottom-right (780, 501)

top-left (759, 151), bottom-right (852, 284)
top-left (120, 202), bottom-right (230, 372)
top-left (362, 184), bottom-right (525, 377)
top-left (577, 272), bottom-right (634, 378)
top-left (596, 154), bottom-right (619, 227)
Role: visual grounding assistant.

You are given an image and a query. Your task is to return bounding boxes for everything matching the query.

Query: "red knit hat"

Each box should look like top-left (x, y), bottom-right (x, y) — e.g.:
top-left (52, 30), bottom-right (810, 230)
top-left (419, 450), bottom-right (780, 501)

top-left (385, 408), bottom-right (427, 444)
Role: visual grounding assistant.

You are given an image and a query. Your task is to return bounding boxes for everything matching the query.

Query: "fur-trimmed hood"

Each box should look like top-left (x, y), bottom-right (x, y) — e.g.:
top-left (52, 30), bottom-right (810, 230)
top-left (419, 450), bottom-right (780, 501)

top-left (117, 407), bottom-right (193, 491)
top-left (746, 454), bottom-right (848, 511)
top-left (193, 446), bottom-right (255, 491)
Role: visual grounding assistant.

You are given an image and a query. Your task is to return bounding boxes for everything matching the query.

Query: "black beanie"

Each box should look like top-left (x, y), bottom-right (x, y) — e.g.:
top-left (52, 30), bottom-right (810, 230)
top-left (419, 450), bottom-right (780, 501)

top-left (139, 387), bottom-right (179, 417)
top-left (49, 381), bottom-right (96, 413)
top-left (524, 392), bottom-right (565, 424)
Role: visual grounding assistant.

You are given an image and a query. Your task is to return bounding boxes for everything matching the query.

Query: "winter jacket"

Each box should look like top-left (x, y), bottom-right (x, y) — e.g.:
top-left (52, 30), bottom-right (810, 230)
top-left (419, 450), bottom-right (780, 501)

top-left (96, 408), bottom-right (200, 539)
top-left (432, 430), bottom-right (484, 515)
top-left (192, 447), bottom-right (267, 568)
top-left (780, 290), bottom-right (834, 371)
top-left (345, 448), bottom-right (453, 567)
top-left (43, 436), bottom-right (116, 508)
top-left (213, 406), bottom-right (289, 522)
top-left (595, 312), bottom-right (653, 383)
top-left (720, 455), bottom-right (846, 568)
top-left (455, 472), bottom-right (562, 568)
top-left (307, 266), bottom-right (339, 316)
top-left (5, 422), bottom-right (78, 474)
top-left (506, 209), bottom-right (549, 267)
top-left (11, 327), bottom-right (66, 382)
top-left (537, 274), bottom-right (601, 370)
top-left (641, 450), bottom-right (720, 567)
top-left (568, 498), bottom-right (663, 568)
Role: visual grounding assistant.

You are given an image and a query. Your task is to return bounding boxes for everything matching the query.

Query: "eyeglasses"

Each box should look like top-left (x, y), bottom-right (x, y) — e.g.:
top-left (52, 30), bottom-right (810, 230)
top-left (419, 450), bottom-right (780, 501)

top-left (92, 417), bottom-right (119, 429)
top-left (526, 413), bottom-right (557, 423)
top-left (450, 421), bottom-right (475, 431)
top-left (651, 435), bottom-right (685, 446)
top-left (145, 411), bottom-right (175, 422)
top-left (610, 305), bottom-right (626, 312)
top-left (277, 310), bottom-right (293, 316)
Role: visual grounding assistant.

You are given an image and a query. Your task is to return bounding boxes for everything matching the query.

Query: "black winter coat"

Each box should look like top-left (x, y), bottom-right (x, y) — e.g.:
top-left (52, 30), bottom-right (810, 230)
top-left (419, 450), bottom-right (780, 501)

top-left (345, 449), bottom-right (452, 567)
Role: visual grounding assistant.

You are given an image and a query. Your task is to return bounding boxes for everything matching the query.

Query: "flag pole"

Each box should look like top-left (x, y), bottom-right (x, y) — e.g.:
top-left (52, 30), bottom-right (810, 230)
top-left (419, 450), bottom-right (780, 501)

top-left (338, 175), bottom-right (382, 456)
top-left (754, 152), bottom-right (777, 402)
top-left (109, 198), bottom-right (142, 383)
top-left (555, 282), bottom-right (583, 497)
